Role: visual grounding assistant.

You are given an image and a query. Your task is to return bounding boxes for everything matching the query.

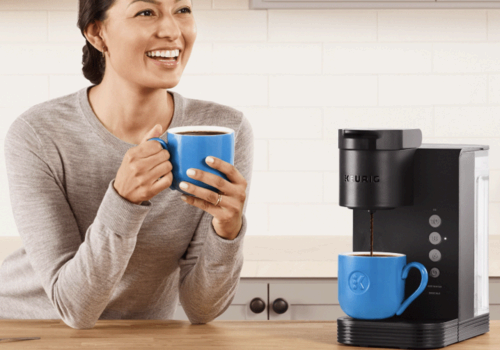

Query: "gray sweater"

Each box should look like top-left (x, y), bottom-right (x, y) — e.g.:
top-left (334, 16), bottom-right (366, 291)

top-left (0, 86), bottom-right (253, 329)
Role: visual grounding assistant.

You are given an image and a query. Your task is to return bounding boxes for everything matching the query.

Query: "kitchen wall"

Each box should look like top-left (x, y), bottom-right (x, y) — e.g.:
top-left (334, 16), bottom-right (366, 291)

top-left (0, 0), bottom-right (499, 237)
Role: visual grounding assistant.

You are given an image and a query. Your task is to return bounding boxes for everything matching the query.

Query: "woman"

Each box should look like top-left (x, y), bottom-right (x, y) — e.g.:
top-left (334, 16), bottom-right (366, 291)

top-left (0, 0), bottom-right (253, 329)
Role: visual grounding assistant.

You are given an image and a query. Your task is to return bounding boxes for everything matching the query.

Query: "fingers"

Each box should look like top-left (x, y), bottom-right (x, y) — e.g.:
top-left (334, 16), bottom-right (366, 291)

top-left (205, 156), bottom-right (245, 185)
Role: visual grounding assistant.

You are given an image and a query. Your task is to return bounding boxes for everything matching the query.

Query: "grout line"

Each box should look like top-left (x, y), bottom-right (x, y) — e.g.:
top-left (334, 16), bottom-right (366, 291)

top-left (46, 11), bottom-right (49, 42)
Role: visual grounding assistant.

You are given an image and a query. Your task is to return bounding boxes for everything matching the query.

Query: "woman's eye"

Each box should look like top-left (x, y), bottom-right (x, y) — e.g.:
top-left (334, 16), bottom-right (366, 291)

top-left (136, 10), bottom-right (154, 16)
top-left (178, 7), bottom-right (192, 14)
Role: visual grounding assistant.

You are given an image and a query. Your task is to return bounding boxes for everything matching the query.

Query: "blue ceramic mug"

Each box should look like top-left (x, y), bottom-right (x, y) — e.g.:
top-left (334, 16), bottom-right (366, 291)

top-left (338, 252), bottom-right (428, 320)
top-left (148, 126), bottom-right (235, 196)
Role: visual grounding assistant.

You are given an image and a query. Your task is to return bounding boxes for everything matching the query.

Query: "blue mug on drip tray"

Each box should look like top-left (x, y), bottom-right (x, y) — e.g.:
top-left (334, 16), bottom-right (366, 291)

top-left (338, 251), bottom-right (428, 320)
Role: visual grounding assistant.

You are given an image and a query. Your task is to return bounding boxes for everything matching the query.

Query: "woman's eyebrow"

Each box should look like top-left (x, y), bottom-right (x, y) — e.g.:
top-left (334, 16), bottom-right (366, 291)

top-left (128, 0), bottom-right (183, 8)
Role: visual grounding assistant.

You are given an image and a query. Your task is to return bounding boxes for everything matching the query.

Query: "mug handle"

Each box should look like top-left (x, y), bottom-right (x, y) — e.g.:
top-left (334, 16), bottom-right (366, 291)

top-left (396, 262), bottom-right (429, 316)
top-left (148, 137), bottom-right (168, 150)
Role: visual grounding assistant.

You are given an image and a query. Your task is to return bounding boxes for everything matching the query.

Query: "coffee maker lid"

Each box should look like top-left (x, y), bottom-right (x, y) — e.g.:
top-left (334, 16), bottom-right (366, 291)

top-left (338, 129), bottom-right (422, 150)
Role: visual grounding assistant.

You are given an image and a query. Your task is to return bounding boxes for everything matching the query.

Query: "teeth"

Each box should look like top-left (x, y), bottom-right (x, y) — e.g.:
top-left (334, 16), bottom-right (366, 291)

top-left (146, 49), bottom-right (179, 58)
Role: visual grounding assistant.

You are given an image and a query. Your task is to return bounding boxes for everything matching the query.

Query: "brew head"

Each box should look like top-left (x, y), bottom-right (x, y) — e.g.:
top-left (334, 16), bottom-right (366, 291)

top-left (338, 129), bottom-right (422, 211)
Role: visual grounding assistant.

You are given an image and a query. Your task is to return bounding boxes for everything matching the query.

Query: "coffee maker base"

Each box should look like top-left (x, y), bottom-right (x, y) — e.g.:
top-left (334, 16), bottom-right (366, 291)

top-left (337, 313), bottom-right (489, 349)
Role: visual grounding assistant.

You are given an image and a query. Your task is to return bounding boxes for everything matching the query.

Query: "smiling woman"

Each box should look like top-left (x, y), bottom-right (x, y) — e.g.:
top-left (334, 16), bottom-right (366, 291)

top-left (0, 0), bottom-right (254, 331)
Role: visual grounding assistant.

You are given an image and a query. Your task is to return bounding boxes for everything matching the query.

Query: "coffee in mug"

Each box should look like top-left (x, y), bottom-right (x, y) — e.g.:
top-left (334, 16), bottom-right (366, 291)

top-left (176, 131), bottom-right (228, 136)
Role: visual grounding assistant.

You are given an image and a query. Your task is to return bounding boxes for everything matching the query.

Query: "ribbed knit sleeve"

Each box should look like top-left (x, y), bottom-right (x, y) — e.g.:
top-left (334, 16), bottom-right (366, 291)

top-left (4, 117), bottom-right (153, 329)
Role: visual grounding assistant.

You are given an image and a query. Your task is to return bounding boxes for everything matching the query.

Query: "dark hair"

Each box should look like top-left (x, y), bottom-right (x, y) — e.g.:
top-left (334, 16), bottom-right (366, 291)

top-left (77, 0), bottom-right (116, 85)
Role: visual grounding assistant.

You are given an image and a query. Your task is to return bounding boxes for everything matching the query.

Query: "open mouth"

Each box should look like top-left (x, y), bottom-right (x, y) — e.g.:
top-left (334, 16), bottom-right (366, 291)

top-left (146, 49), bottom-right (180, 62)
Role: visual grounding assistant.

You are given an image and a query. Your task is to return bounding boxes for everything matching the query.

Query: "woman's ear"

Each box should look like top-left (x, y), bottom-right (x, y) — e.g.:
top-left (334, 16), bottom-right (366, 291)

top-left (84, 21), bottom-right (106, 52)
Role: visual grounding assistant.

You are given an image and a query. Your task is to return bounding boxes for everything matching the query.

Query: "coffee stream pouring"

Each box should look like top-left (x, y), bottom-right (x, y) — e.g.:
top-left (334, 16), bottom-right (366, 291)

top-left (337, 128), bottom-right (490, 348)
top-left (338, 129), bottom-right (422, 255)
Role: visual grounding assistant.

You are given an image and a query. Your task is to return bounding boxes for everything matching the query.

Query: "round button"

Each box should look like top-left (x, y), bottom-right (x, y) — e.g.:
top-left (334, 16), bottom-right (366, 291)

top-left (429, 232), bottom-right (442, 245)
top-left (429, 215), bottom-right (442, 228)
top-left (430, 268), bottom-right (440, 278)
top-left (429, 249), bottom-right (441, 262)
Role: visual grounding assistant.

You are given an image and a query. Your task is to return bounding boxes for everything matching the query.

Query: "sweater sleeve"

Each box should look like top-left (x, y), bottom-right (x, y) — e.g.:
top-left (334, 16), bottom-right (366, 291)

top-left (178, 113), bottom-right (254, 324)
top-left (3, 117), bottom-right (153, 329)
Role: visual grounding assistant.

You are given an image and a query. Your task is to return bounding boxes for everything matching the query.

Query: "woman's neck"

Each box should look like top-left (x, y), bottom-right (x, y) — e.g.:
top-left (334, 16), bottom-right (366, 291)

top-left (87, 77), bottom-right (173, 145)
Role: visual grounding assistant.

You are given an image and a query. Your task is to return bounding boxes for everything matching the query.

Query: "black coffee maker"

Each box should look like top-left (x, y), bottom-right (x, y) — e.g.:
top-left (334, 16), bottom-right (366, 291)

top-left (337, 129), bottom-right (490, 349)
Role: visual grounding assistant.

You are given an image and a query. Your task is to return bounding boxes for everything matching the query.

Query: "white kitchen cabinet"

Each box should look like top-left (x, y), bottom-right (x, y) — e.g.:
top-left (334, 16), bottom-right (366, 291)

top-left (174, 278), bottom-right (500, 321)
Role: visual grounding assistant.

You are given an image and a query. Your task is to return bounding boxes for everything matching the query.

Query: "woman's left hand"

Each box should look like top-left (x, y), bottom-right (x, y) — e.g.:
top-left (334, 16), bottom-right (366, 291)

top-left (180, 156), bottom-right (247, 240)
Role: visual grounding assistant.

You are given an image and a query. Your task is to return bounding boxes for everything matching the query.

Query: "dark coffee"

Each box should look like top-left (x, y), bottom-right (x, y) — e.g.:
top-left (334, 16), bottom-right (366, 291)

top-left (370, 211), bottom-right (374, 256)
top-left (352, 254), bottom-right (395, 257)
top-left (176, 131), bottom-right (228, 136)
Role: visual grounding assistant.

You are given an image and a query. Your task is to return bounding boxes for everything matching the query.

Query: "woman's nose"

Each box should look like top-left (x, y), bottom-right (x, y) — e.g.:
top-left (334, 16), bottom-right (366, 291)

top-left (156, 14), bottom-right (181, 40)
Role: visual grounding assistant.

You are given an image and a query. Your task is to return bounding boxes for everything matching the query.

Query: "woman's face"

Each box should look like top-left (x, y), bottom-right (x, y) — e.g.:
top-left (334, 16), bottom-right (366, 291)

top-left (100, 0), bottom-right (196, 89)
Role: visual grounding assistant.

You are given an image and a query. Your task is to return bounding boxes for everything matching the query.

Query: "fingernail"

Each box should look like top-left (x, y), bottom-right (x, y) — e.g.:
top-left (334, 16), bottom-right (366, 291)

top-left (181, 195), bottom-right (187, 201)
top-left (180, 182), bottom-right (188, 189)
top-left (206, 156), bottom-right (214, 164)
top-left (187, 169), bottom-right (196, 176)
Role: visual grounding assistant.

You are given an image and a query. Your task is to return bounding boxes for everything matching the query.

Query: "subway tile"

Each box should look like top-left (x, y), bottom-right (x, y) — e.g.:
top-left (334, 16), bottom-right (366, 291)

top-left (379, 75), bottom-right (487, 106)
top-left (192, 0), bottom-right (212, 10)
top-left (49, 75), bottom-right (90, 100)
top-left (488, 10), bottom-right (500, 41)
top-left (48, 11), bottom-right (81, 42)
top-left (244, 202), bottom-right (268, 233)
top-left (491, 203), bottom-right (500, 236)
top-left (378, 10), bottom-right (487, 42)
top-left (268, 10), bottom-right (377, 42)
top-left (270, 75), bottom-right (377, 107)
top-left (172, 74), bottom-right (268, 106)
top-left (0, 11), bottom-right (47, 42)
top-left (237, 107), bottom-right (323, 139)
top-left (250, 171), bottom-right (323, 203)
top-left (491, 169), bottom-right (500, 202)
top-left (324, 107), bottom-right (434, 139)
top-left (434, 43), bottom-right (500, 73)
top-left (425, 137), bottom-right (500, 170)
top-left (434, 107), bottom-right (500, 137)
top-left (270, 204), bottom-right (352, 236)
top-left (0, 44), bottom-right (82, 75)
top-left (213, 43), bottom-right (322, 74)
top-left (0, 0), bottom-right (76, 11)
top-left (0, 75), bottom-right (49, 108)
top-left (183, 42), bottom-right (213, 74)
top-left (193, 10), bottom-right (267, 42)
top-left (324, 43), bottom-right (432, 74)
top-left (323, 172), bottom-right (339, 204)
top-left (253, 139), bottom-right (268, 171)
top-left (488, 74), bottom-right (500, 104)
top-left (213, 0), bottom-right (249, 10)
top-left (269, 140), bottom-right (337, 171)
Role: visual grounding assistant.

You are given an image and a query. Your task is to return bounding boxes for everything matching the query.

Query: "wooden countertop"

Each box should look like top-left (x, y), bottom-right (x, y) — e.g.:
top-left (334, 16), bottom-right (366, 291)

top-left (0, 320), bottom-right (498, 349)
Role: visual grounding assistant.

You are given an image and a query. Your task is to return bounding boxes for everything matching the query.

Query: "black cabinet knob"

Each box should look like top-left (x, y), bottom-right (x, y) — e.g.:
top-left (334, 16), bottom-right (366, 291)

top-left (272, 298), bottom-right (288, 314)
top-left (250, 297), bottom-right (266, 314)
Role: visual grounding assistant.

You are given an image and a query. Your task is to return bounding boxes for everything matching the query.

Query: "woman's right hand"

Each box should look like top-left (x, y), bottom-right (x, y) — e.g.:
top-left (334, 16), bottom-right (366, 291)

top-left (113, 124), bottom-right (173, 205)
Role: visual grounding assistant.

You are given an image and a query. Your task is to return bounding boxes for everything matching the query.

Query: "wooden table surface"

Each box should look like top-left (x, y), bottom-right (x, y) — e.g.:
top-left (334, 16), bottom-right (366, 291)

top-left (0, 319), bottom-right (498, 349)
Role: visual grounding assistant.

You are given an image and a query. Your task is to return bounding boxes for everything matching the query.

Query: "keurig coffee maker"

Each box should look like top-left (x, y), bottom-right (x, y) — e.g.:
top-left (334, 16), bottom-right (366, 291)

top-left (337, 129), bottom-right (490, 349)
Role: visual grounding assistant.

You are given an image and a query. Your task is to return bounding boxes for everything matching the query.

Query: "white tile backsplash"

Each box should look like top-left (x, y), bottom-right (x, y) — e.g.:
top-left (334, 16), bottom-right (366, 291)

top-left (269, 75), bottom-right (378, 107)
top-left (1, 1), bottom-right (500, 238)
top-left (0, 44), bottom-right (82, 75)
top-left (379, 74), bottom-right (487, 106)
top-left (378, 10), bottom-right (487, 42)
top-left (0, 11), bottom-right (47, 42)
top-left (268, 10), bottom-right (377, 42)
top-left (213, 43), bottom-right (322, 74)
top-left (323, 43), bottom-right (433, 74)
